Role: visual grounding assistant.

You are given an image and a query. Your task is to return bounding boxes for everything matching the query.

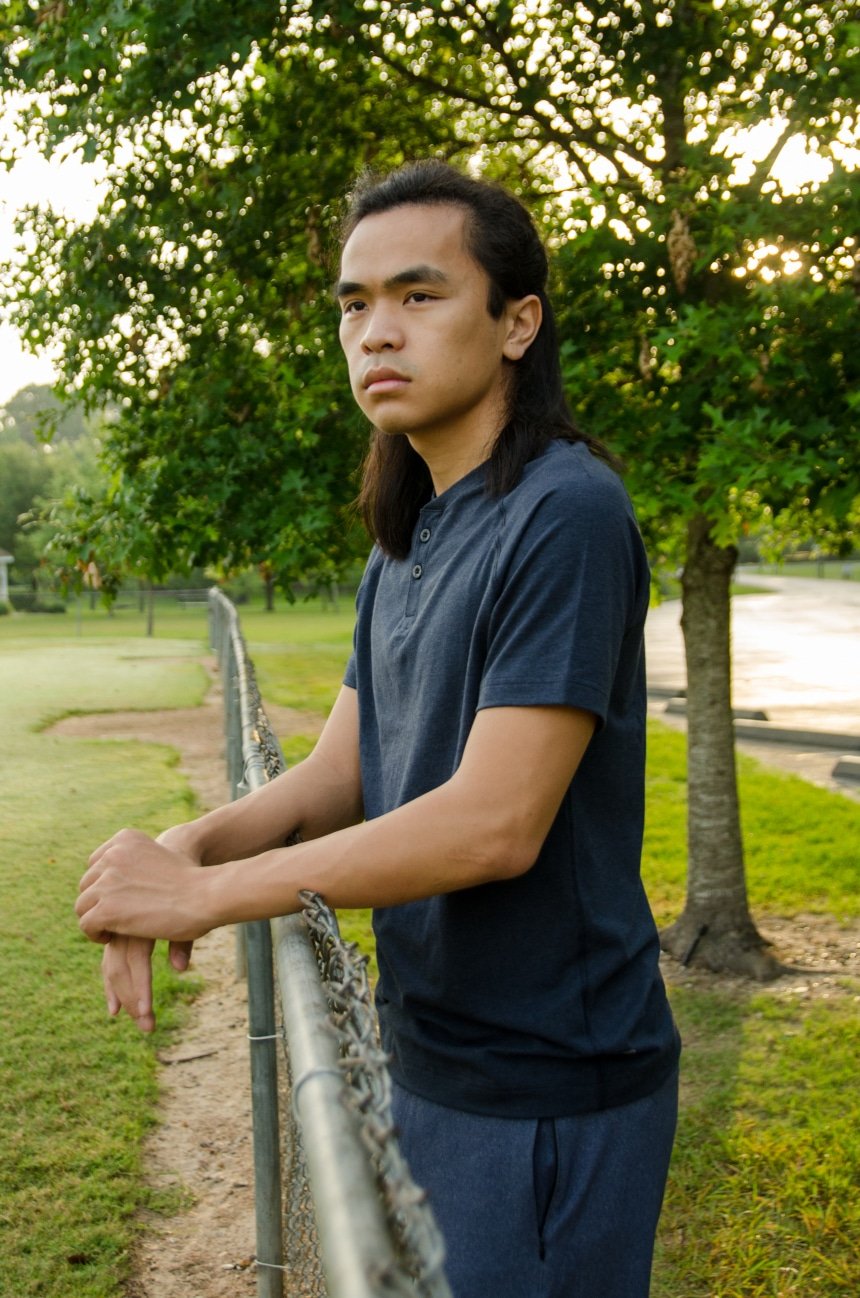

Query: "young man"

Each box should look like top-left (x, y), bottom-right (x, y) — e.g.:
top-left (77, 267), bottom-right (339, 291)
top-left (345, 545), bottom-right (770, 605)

top-left (77, 161), bottom-right (680, 1297)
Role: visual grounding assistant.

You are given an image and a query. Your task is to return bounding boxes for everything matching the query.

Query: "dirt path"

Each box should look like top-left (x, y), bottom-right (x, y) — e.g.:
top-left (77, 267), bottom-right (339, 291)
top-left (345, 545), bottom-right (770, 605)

top-left (53, 661), bottom-right (859, 1296)
top-left (54, 661), bottom-right (324, 1298)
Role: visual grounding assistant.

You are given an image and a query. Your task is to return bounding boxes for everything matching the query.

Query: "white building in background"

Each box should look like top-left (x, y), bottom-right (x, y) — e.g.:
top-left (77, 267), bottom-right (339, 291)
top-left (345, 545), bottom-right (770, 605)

top-left (0, 550), bottom-right (12, 603)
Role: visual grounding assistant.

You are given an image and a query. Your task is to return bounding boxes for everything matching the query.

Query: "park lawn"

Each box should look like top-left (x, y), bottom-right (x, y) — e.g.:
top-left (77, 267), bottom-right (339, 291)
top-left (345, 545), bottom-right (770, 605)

top-left (0, 598), bottom-right (214, 642)
top-left (644, 723), bottom-right (860, 1297)
top-left (0, 628), bottom-right (210, 1298)
top-left (642, 723), bottom-right (860, 923)
top-left (655, 988), bottom-right (860, 1298)
top-left (2, 606), bottom-right (859, 1297)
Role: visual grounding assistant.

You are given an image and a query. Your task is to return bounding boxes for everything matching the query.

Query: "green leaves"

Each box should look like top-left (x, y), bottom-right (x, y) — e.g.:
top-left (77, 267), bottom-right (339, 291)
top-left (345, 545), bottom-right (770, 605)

top-left (4, 18), bottom-right (456, 591)
top-left (2, 0), bottom-right (857, 591)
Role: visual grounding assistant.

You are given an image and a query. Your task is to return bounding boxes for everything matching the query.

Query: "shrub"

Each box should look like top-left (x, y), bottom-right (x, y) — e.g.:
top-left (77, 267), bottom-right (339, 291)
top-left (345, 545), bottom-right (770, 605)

top-left (10, 590), bottom-right (67, 613)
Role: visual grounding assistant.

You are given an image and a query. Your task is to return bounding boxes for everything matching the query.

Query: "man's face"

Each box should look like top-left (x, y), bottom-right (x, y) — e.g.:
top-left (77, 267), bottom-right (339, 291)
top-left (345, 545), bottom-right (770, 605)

top-left (336, 204), bottom-right (516, 457)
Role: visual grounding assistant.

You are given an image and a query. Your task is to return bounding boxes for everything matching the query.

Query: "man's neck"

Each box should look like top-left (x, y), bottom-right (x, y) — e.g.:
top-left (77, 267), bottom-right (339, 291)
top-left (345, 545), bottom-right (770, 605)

top-left (407, 411), bottom-right (505, 496)
top-left (417, 441), bottom-right (490, 496)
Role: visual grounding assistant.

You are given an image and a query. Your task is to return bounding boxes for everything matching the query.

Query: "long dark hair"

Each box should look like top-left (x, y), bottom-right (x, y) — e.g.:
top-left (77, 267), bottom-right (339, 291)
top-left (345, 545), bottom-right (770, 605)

top-left (340, 160), bottom-right (616, 557)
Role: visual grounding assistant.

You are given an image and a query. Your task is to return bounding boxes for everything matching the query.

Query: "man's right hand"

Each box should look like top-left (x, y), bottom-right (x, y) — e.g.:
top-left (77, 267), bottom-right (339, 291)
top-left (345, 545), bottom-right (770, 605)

top-left (98, 821), bottom-right (199, 1032)
top-left (102, 935), bottom-right (194, 1032)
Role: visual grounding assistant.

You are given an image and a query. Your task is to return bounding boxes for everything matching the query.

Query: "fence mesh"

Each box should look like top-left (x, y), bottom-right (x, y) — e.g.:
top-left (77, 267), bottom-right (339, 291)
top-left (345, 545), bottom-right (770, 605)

top-left (210, 590), bottom-right (451, 1298)
top-left (300, 894), bottom-right (449, 1295)
top-left (278, 1050), bottom-right (325, 1295)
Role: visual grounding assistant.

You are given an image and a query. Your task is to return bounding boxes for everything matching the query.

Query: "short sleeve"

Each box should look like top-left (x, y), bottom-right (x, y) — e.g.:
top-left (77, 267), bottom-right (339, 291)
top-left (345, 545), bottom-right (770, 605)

top-left (477, 472), bottom-right (648, 724)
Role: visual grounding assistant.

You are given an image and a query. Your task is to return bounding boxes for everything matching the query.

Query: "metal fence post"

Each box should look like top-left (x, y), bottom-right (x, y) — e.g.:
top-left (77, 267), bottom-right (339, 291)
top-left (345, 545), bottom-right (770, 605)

top-left (209, 591), bottom-right (283, 1294)
top-left (272, 915), bottom-right (417, 1298)
top-left (208, 587), bottom-right (451, 1298)
top-left (246, 917), bottom-right (284, 1298)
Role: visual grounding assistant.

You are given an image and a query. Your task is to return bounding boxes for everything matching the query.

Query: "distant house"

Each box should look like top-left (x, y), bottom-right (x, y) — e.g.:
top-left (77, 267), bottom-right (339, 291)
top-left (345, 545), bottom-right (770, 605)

top-left (0, 549), bottom-right (11, 604)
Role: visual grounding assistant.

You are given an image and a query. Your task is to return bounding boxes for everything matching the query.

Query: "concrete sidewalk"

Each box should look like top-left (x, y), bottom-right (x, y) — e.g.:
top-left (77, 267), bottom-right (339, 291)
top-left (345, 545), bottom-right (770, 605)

top-left (645, 573), bottom-right (860, 800)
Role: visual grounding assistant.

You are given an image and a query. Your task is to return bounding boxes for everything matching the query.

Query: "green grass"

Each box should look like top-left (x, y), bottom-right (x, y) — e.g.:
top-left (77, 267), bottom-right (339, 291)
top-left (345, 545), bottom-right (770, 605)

top-left (248, 608), bottom-right (355, 715)
top-left (642, 723), bottom-right (860, 1296)
top-left (653, 577), bottom-right (775, 604)
top-left (656, 991), bottom-right (860, 1297)
top-left (0, 589), bottom-right (355, 645)
top-left (3, 607), bottom-right (860, 1296)
top-left (0, 632), bottom-right (209, 1298)
top-left (642, 723), bottom-right (860, 923)
top-left (0, 604), bottom-right (360, 1297)
top-left (0, 599), bottom-right (212, 642)
top-left (750, 560), bottom-right (860, 582)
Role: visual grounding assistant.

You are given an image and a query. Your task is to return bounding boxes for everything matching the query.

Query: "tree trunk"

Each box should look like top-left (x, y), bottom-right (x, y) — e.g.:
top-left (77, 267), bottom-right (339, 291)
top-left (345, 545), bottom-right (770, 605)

top-left (145, 583), bottom-right (155, 638)
top-left (259, 563), bottom-right (276, 612)
top-left (660, 515), bottom-right (783, 979)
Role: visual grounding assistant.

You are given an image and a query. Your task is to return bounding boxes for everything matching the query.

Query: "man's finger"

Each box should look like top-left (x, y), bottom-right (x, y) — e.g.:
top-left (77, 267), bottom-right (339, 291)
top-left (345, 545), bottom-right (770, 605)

top-left (103, 938), bottom-right (156, 1032)
top-left (169, 940), bottom-right (193, 971)
top-left (127, 940), bottom-right (154, 1021)
top-left (78, 894), bottom-right (113, 944)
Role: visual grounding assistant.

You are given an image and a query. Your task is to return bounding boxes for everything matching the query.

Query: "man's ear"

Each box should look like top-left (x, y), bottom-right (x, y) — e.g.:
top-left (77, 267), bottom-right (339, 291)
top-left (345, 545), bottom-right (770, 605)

top-left (502, 295), bottom-right (542, 361)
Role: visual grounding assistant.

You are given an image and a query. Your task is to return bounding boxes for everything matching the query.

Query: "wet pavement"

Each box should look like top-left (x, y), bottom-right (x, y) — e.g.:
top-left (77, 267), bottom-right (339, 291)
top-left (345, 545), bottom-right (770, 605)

top-left (645, 572), bottom-right (860, 800)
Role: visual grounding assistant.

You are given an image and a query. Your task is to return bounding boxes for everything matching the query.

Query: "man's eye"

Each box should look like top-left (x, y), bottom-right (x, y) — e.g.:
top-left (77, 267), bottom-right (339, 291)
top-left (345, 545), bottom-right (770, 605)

top-left (342, 300), bottom-right (366, 315)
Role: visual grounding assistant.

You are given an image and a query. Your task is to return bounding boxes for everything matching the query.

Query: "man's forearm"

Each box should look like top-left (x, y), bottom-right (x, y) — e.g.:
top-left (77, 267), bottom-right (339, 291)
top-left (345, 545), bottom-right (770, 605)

top-left (201, 705), bottom-right (597, 930)
top-left (159, 684), bottom-right (365, 867)
top-left (77, 704), bottom-right (595, 945)
top-left (161, 753), bottom-right (364, 867)
top-left (77, 769), bottom-right (508, 945)
top-left (182, 774), bottom-right (521, 937)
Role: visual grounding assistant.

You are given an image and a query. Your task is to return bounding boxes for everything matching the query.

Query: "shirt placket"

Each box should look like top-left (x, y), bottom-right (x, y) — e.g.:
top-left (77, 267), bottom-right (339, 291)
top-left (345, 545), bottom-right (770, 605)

top-left (404, 505), bottom-right (440, 619)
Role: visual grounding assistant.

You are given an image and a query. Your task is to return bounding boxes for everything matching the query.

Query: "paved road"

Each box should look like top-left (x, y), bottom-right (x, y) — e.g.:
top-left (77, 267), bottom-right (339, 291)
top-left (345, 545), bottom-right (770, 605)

top-left (645, 573), bottom-right (860, 799)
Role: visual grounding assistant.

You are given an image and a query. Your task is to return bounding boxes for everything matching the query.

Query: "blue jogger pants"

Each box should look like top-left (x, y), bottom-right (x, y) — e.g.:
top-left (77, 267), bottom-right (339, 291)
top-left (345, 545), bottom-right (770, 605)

top-left (391, 1068), bottom-right (679, 1298)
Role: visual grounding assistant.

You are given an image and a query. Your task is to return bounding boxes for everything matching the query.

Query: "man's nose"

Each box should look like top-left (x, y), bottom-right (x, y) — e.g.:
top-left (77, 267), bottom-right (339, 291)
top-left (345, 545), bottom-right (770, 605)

top-left (361, 304), bottom-right (404, 352)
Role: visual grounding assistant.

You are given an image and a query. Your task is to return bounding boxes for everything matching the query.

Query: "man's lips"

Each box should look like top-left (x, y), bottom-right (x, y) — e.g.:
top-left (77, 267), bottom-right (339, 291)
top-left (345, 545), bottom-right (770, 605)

top-left (362, 367), bottom-right (410, 393)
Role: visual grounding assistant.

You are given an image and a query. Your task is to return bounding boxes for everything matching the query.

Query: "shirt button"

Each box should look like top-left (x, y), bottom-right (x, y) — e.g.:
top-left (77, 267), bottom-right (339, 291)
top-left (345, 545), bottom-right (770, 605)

top-left (419, 528), bottom-right (431, 542)
top-left (412, 564), bottom-right (423, 579)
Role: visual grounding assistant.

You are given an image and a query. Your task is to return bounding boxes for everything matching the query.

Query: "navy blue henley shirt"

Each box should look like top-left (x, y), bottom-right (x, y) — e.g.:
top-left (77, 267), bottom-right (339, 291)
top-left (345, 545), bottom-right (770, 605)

top-left (344, 439), bottom-right (680, 1117)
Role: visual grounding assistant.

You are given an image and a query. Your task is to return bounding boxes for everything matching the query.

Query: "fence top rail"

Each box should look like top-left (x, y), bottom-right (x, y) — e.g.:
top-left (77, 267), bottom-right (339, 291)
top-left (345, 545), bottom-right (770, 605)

top-left (208, 589), bottom-right (451, 1298)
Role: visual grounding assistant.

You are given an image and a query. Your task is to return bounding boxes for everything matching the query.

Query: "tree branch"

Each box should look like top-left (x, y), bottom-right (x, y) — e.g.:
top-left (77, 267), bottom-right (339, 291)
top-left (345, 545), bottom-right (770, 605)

top-left (369, 44), bottom-right (649, 202)
top-left (741, 117), bottom-right (792, 199)
top-left (476, 8), bottom-right (653, 172)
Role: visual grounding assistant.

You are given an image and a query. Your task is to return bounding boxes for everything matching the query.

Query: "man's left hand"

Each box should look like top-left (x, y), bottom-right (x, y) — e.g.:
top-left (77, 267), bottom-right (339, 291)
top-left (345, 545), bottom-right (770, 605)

top-left (76, 827), bottom-right (213, 944)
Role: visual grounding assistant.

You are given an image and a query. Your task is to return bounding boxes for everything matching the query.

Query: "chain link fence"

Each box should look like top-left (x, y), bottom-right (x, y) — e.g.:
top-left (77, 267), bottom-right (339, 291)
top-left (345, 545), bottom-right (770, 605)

top-left (209, 589), bottom-right (452, 1298)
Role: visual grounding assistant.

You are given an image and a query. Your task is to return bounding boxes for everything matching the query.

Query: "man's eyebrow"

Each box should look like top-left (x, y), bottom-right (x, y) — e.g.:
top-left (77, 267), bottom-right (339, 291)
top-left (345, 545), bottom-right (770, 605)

top-left (333, 264), bottom-right (451, 300)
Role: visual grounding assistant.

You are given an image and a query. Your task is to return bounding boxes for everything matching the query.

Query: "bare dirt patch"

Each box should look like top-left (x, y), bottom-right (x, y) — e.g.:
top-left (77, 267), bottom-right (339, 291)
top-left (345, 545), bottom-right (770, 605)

top-left (54, 659), bottom-right (324, 1298)
top-left (124, 924), bottom-right (259, 1297)
top-left (661, 910), bottom-right (860, 1004)
top-left (54, 660), bottom-right (858, 1295)
top-left (52, 657), bottom-right (322, 816)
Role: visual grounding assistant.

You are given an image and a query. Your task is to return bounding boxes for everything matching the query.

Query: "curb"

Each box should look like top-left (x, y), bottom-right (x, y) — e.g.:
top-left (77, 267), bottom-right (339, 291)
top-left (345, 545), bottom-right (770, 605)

top-left (832, 756), bottom-right (860, 783)
top-left (648, 687), bottom-right (860, 765)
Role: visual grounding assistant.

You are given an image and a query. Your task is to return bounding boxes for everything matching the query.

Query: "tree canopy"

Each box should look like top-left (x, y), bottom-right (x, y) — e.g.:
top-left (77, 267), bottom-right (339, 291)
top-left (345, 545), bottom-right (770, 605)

top-left (0, 385), bottom-right (102, 585)
top-left (3, 3), bottom-right (856, 581)
top-left (2, 1), bottom-right (460, 587)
